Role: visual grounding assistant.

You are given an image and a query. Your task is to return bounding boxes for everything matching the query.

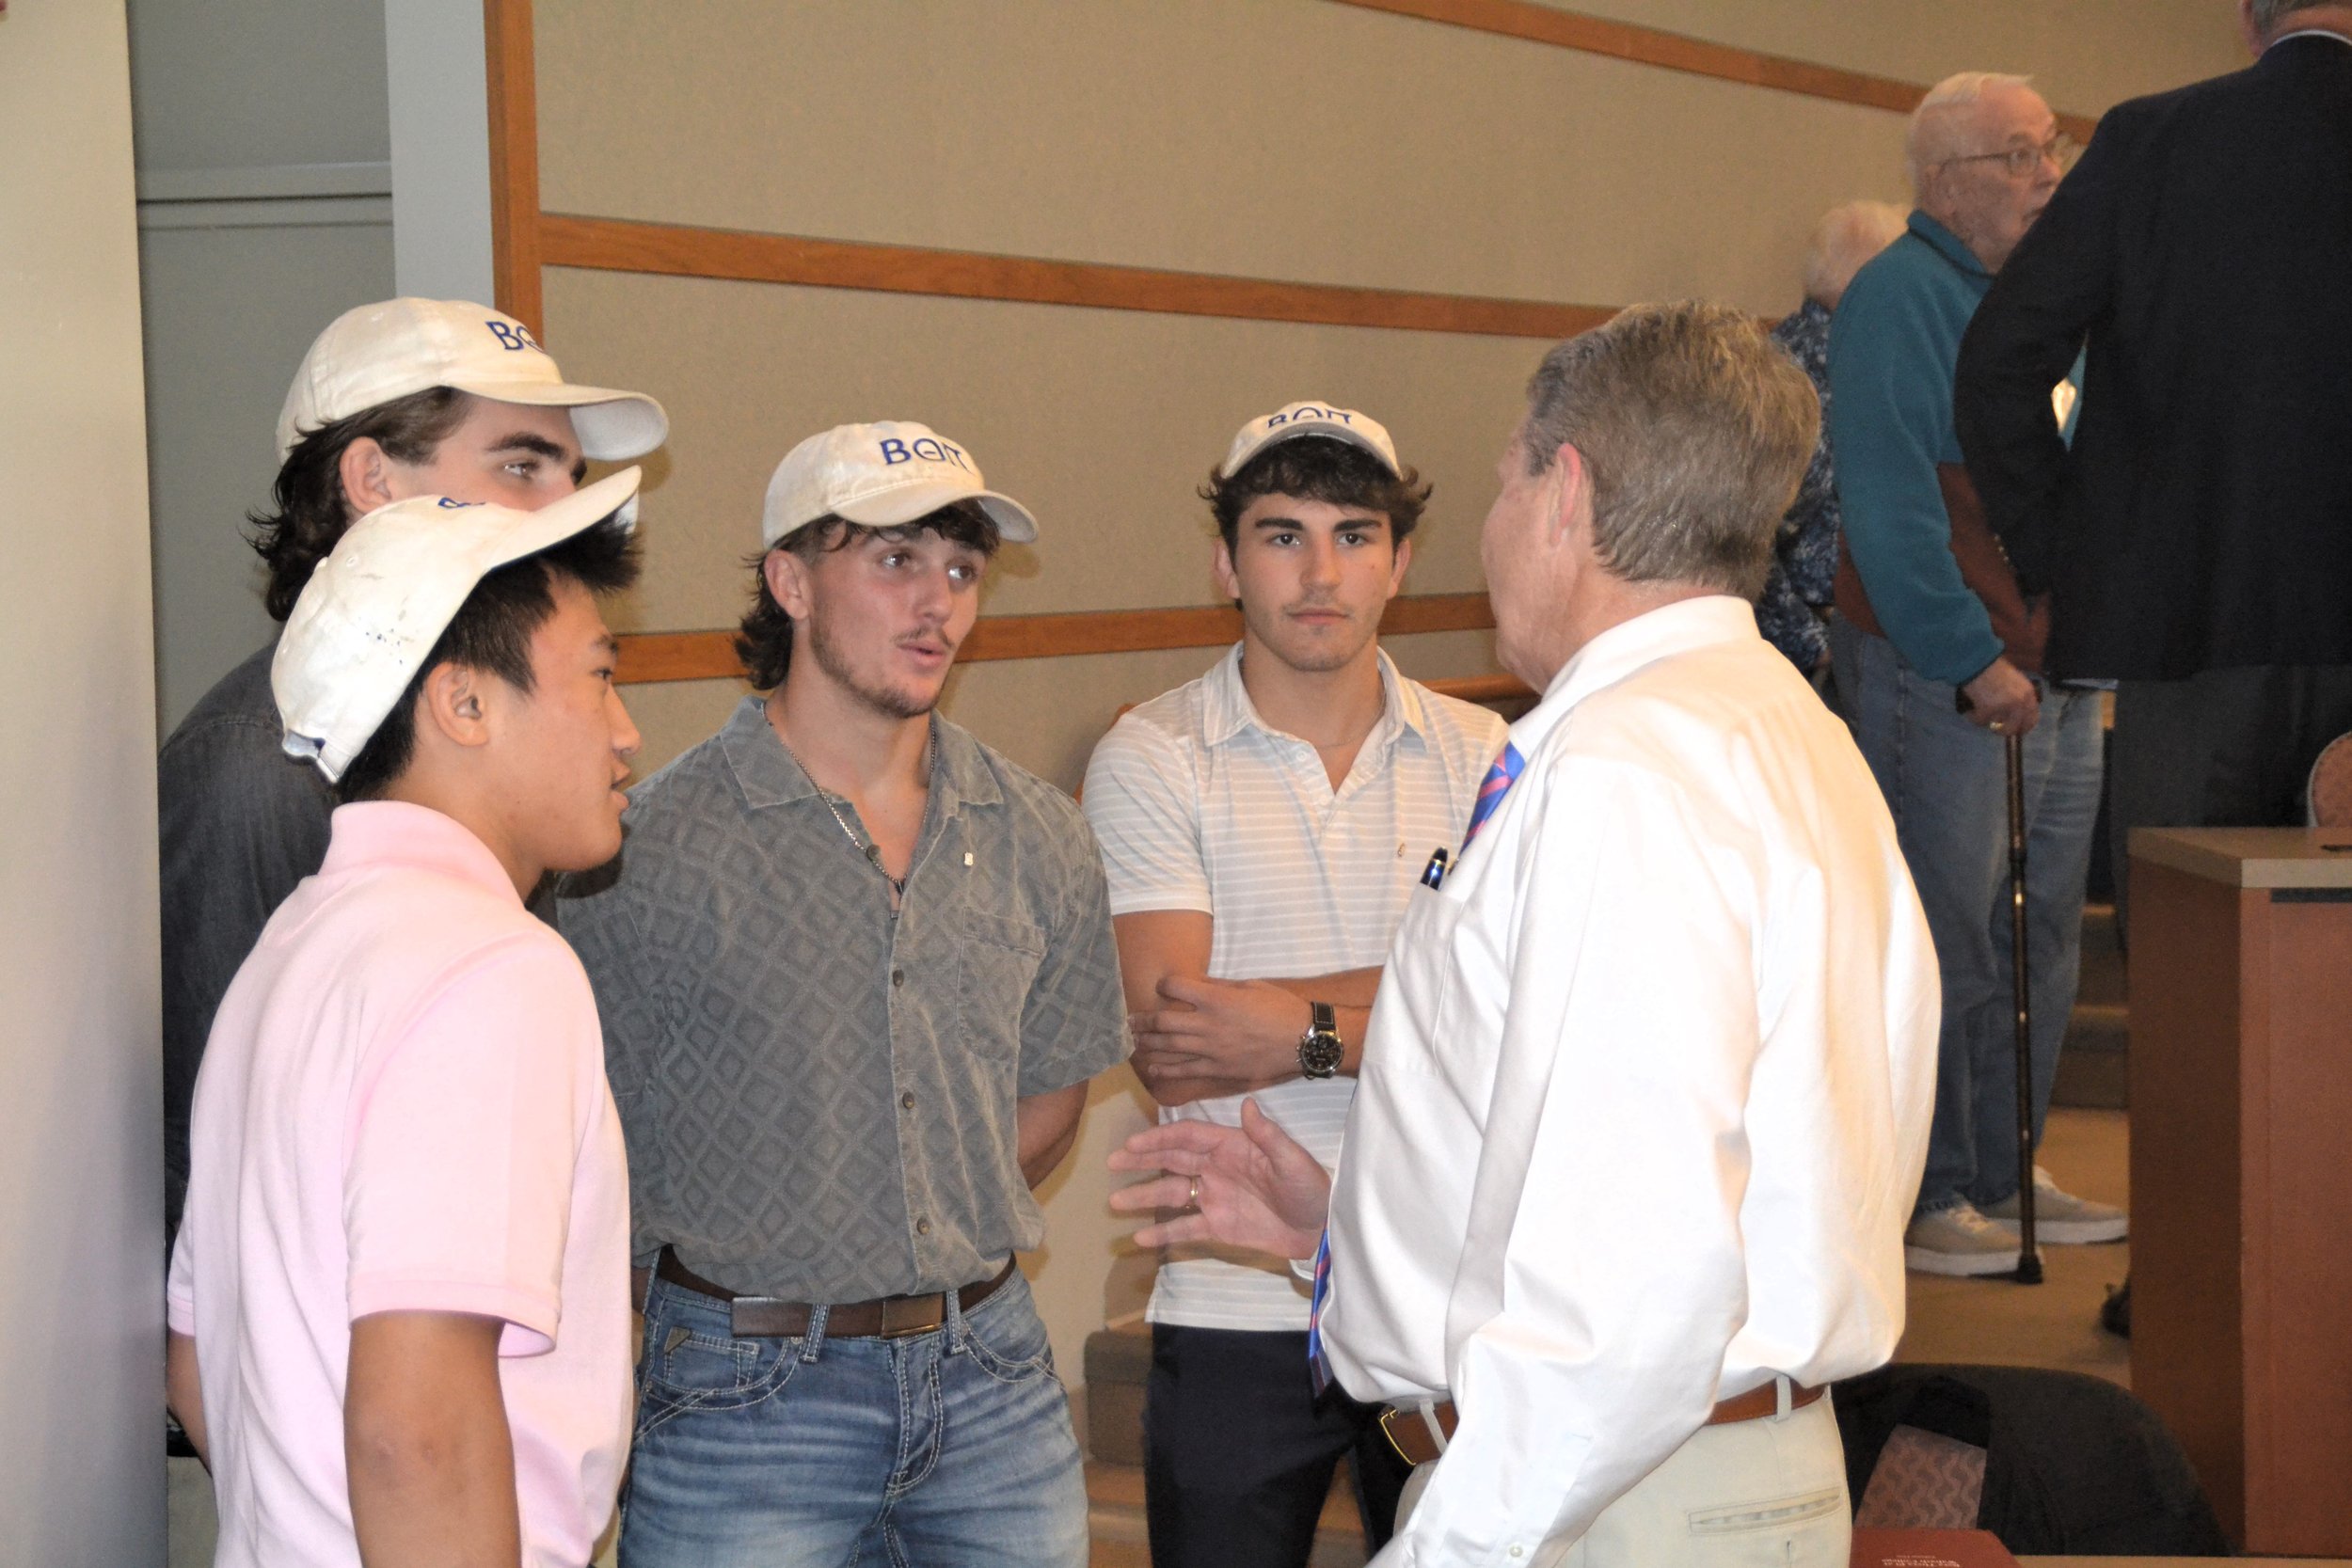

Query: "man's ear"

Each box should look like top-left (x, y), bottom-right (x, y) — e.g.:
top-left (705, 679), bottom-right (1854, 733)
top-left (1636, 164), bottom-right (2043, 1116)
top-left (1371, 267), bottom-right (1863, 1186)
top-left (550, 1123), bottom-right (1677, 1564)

top-left (338, 437), bottom-right (398, 516)
top-left (1211, 537), bottom-right (1241, 601)
top-left (416, 660), bottom-right (496, 752)
top-left (1549, 443), bottom-right (1595, 549)
top-left (763, 547), bottom-right (814, 624)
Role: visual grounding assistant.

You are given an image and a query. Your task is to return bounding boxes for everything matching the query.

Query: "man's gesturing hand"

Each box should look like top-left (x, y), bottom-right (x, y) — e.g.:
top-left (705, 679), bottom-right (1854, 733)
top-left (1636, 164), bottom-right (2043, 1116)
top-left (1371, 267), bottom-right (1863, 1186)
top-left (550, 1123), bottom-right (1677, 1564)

top-left (1108, 1100), bottom-right (1330, 1259)
top-left (1130, 974), bottom-right (1311, 1103)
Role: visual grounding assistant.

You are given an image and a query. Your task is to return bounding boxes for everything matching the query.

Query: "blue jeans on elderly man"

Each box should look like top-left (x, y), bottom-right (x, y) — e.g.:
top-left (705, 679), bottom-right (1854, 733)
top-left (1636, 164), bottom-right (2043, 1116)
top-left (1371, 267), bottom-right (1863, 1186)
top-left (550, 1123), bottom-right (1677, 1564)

top-left (1831, 619), bottom-right (2122, 1277)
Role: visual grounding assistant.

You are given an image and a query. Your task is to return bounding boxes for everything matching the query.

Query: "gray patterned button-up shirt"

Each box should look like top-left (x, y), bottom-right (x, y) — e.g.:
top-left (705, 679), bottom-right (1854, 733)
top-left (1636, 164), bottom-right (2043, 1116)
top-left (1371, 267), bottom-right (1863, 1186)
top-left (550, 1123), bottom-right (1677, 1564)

top-left (558, 695), bottom-right (1128, 1301)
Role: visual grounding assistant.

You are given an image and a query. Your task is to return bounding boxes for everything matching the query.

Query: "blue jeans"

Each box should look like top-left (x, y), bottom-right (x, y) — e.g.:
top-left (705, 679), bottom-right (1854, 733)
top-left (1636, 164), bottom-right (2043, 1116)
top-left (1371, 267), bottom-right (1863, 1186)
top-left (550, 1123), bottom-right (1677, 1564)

top-left (617, 1266), bottom-right (1087, 1568)
top-left (1831, 622), bottom-right (2104, 1217)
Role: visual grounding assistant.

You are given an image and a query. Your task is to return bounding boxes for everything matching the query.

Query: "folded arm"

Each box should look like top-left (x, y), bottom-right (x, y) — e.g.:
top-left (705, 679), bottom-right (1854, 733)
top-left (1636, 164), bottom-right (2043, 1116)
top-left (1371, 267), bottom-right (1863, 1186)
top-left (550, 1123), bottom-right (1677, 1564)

top-left (1113, 910), bottom-right (1378, 1106)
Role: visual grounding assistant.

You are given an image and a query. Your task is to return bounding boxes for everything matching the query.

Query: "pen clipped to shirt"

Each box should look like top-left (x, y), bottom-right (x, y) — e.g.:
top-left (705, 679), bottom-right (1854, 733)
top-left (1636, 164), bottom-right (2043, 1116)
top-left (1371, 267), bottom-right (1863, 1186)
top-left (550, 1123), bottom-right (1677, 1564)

top-left (1419, 847), bottom-right (1450, 890)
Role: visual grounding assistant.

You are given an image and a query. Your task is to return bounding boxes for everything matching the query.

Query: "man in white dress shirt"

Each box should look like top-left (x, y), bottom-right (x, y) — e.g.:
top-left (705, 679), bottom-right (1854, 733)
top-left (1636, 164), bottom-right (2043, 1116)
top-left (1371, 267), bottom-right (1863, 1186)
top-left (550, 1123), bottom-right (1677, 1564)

top-left (1113, 301), bottom-right (1940, 1567)
top-left (1084, 404), bottom-right (1505, 1565)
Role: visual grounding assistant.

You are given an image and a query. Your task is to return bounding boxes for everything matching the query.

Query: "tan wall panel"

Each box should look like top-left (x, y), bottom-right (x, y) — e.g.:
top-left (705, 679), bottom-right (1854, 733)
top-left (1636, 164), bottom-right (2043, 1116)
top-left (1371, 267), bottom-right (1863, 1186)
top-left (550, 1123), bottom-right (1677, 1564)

top-left (542, 265), bottom-right (1544, 630)
top-left (537, 0), bottom-right (1912, 313)
top-left (1541, 0), bottom-right (2245, 118)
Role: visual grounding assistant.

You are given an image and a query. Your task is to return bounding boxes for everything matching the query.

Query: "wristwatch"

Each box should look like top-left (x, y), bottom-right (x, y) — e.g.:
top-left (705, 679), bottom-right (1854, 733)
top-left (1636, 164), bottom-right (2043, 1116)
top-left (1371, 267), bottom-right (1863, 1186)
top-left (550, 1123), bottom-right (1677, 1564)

top-left (1297, 1001), bottom-right (1343, 1080)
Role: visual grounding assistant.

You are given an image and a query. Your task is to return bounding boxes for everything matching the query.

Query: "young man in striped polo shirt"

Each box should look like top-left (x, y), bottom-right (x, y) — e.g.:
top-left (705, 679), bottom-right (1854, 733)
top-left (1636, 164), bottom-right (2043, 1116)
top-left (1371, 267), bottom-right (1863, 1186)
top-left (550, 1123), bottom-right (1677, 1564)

top-left (1083, 404), bottom-right (1506, 1568)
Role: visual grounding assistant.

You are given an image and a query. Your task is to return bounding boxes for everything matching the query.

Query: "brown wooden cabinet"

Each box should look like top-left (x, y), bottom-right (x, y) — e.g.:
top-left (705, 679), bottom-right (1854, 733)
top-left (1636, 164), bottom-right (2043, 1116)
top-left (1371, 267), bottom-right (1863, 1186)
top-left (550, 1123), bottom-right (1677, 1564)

top-left (2129, 829), bottom-right (2352, 1557)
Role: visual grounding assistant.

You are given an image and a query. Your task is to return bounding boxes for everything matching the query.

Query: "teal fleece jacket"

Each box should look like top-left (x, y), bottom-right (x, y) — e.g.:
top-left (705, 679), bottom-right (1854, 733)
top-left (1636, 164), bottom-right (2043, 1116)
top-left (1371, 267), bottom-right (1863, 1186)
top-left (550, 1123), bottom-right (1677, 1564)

top-left (1828, 211), bottom-right (2006, 687)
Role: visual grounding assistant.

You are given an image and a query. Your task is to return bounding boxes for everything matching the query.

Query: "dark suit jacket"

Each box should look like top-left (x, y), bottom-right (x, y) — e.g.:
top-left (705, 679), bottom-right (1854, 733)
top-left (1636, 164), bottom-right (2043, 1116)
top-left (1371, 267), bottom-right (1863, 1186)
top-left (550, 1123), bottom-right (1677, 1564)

top-left (1953, 34), bottom-right (2352, 680)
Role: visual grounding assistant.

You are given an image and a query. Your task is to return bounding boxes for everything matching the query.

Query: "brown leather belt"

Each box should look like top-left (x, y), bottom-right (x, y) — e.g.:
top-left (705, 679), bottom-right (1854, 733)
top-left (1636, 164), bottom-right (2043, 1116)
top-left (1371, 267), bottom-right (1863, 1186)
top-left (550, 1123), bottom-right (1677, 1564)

top-left (1379, 1380), bottom-right (1823, 1467)
top-left (654, 1247), bottom-right (1017, 1339)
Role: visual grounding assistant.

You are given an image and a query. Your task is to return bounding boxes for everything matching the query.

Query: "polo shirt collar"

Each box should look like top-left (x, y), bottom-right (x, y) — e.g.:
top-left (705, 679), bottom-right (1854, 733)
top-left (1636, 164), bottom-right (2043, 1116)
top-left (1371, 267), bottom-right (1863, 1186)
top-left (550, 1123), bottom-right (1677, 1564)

top-left (1516, 595), bottom-right (1760, 751)
top-left (322, 800), bottom-right (520, 904)
top-left (718, 693), bottom-right (1001, 816)
top-left (1200, 642), bottom-right (1426, 752)
top-left (1906, 208), bottom-right (1992, 280)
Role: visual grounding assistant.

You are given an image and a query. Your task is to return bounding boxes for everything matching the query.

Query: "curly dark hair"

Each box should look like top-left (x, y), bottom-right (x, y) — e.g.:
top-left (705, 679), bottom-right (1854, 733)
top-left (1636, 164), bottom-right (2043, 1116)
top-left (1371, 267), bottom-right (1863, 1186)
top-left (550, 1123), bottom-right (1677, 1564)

top-left (335, 515), bottom-right (642, 803)
top-left (250, 387), bottom-right (473, 622)
top-left (735, 503), bottom-right (1001, 691)
top-left (1201, 436), bottom-right (1431, 555)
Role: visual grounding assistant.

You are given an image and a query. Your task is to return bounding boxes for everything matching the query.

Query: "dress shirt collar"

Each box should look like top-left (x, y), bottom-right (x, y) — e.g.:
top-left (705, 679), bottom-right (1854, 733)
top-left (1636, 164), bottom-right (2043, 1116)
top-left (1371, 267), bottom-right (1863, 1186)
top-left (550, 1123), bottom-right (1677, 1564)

top-left (2269, 26), bottom-right (2352, 47)
top-left (1513, 595), bottom-right (1761, 752)
top-left (1905, 208), bottom-right (1992, 280)
top-left (322, 799), bottom-right (520, 904)
top-left (717, 692), bottom-right (1000, 818)
top-left (1200, 641), bottom-right (1425, 753)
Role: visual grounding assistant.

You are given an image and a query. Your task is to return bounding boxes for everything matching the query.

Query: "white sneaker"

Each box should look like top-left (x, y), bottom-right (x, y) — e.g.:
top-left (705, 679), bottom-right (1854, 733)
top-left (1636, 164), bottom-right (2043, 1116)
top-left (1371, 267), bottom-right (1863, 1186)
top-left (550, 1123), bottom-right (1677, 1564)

top-left (1905, 1201), bottom-right (2026, 1276)
top-left (1982, 1166), bottom-right (2128, 1243)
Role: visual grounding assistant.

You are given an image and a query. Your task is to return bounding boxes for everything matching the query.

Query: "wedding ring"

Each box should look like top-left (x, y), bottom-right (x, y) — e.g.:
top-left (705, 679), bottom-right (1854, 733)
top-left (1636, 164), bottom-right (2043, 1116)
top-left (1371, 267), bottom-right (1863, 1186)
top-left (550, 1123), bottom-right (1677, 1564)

top-left (1186, 1175), bottom-right (1201, 1212)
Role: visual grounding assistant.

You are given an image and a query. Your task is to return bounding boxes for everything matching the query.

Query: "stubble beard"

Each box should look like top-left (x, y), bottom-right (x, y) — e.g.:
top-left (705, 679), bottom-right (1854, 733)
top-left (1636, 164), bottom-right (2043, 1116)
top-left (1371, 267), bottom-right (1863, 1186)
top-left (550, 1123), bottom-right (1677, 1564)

top-left (806, 603), bottom-right (946, 721)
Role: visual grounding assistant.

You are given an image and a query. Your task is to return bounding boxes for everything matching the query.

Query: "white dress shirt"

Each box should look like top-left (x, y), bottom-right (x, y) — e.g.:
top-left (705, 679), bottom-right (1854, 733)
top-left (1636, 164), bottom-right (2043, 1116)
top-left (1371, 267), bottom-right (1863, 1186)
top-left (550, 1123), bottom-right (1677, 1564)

top-left (1085, 645), bottom-right (1504, 1329)
top-left (1322, 596), bottom-right (1939, 1566)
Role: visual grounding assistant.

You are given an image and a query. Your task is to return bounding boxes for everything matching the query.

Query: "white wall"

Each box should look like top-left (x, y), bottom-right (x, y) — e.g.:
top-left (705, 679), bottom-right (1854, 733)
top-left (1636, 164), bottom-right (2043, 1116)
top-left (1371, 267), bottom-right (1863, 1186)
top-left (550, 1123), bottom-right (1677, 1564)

top-left (128, 0), bottom-right (396, 733)
top-left (0, 4), bottom-right (166, 1563)
top-left (385, 0), bottom-right (496, 303)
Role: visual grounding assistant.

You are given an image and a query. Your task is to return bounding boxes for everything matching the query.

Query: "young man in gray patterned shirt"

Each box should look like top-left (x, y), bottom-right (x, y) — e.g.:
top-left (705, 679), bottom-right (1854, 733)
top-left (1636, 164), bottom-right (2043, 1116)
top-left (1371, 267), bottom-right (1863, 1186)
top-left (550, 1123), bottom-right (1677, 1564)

top-left (559, 422), bottom-right (1127, 1567)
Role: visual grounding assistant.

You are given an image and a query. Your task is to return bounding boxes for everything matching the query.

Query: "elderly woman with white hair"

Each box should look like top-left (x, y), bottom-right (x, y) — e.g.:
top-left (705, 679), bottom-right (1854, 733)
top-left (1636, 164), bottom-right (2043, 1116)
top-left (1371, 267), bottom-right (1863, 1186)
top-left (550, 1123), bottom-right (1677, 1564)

top-left (1754, 199), bottom-right (1906, 677)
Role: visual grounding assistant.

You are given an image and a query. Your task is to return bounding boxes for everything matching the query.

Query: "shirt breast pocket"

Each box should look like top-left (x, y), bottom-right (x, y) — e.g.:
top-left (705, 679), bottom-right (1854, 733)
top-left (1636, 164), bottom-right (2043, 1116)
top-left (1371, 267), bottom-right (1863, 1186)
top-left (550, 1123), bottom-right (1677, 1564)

top-left (1367, 881), bottom-right (1469, 1083)
top-left (958, 910), bottom-right (1047, 1064)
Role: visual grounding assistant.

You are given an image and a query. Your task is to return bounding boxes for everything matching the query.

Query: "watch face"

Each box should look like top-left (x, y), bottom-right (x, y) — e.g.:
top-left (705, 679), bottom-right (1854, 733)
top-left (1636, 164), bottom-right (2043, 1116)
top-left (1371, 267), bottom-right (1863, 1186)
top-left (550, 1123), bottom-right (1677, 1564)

top-left (1300, 1030), bottom-right (1344, 1078)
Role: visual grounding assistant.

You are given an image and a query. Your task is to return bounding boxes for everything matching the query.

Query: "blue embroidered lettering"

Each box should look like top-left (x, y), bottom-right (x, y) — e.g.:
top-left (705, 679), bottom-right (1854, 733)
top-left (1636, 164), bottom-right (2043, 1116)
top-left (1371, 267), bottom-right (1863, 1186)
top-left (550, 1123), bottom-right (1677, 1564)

top-left (879, 438), bottom-right (913, 466)
top-left (912, 437), bottom-right (945, 463)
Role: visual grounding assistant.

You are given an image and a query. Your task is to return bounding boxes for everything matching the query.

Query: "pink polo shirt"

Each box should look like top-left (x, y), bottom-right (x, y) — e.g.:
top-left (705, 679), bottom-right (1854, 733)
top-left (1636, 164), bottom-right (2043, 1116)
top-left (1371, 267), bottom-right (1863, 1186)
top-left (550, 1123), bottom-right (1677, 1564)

top-left (167, 801), bottom-right (631, 1568)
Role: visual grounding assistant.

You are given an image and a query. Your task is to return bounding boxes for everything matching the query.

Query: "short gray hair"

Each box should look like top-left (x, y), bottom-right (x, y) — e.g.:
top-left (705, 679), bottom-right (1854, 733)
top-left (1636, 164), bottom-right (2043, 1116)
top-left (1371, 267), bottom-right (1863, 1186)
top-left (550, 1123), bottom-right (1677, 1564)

top-left (1518, 301), bottom-right (1820, 600)
top-left (2249, 0), bottom-right (2333, 34)
top-left (1905, 71), bottom-right (2033, 193)
top-left (1803, 200), bottom-right (1910, 306)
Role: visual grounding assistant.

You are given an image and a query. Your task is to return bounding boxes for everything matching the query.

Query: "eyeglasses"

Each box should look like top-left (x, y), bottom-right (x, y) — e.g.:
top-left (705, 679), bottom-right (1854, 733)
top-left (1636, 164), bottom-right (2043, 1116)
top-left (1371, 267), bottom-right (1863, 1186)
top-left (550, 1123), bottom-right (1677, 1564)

top-left (1941, 133), bottom-right (2079, 179)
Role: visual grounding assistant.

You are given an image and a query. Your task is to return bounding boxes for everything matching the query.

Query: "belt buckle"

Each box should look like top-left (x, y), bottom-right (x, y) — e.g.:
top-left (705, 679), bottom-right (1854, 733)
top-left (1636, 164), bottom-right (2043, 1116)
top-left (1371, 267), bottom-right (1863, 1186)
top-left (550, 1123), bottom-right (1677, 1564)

top-left (1377, 1406), bottom-right (1417, 1466)
top-left (877, 1292), bottom-right (946, 1339)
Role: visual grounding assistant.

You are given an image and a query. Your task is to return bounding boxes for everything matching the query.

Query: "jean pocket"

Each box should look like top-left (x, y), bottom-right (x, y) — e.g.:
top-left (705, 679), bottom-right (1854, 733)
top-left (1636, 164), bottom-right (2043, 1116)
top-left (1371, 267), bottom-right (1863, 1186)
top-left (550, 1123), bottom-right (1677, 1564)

top-left (635, 1299), bottom-right (798, 1433)
top-left (1686, 1486), bottom-right (1846, 1535)
top-left (959, 1297), bottom-right (1057, 1386)
top-left (647, 1325), bottom-right (760, 1394)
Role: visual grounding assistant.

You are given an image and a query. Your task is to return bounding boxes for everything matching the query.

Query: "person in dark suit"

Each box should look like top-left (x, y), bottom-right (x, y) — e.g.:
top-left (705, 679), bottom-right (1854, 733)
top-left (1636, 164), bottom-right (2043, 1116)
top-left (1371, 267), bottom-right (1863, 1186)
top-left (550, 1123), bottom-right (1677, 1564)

top-left (1954, 0), bottom-right (2352, 921)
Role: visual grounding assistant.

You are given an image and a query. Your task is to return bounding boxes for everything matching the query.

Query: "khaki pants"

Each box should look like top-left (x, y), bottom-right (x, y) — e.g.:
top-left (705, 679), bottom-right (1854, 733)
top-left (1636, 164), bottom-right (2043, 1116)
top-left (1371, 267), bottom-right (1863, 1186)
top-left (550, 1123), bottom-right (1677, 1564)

top-left (1393, 1387), bottom-right (1849, 1568)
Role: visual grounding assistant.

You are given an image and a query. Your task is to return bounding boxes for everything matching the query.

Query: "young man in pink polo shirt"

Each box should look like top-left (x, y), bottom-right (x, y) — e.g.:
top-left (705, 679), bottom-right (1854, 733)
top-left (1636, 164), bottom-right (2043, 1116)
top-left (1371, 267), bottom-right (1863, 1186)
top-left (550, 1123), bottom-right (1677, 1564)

top-left (166, 467), bottom-right (646, 1567)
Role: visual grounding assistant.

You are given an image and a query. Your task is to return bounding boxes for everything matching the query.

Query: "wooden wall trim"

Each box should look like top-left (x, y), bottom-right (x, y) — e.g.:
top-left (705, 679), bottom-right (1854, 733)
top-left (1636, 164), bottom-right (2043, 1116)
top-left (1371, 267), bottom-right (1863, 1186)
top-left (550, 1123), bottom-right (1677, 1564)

top-left (615, 592), bottom-right (1497, 685)
top-left (539, 214), bottom-right (1616, 341)
top-left (1330, 0), bottom-right (2102, 142)
top-left (484, 0), bottom-right (544, 334)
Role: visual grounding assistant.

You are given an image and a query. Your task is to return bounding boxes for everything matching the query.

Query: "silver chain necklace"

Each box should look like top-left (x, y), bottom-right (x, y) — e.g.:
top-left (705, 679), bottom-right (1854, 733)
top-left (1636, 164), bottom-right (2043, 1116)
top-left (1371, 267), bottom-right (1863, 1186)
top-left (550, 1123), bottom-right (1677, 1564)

top-left (778, 727), bottom-right (934, 902)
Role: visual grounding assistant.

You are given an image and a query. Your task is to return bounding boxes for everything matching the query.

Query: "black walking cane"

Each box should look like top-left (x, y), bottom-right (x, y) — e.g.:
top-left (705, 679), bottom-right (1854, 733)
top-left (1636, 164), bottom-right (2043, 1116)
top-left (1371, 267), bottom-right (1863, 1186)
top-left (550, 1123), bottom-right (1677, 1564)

top-left (1959, 686), bottom-right (2044, 1285)
top-left (2001, 729), bottom-right (2043, 1284)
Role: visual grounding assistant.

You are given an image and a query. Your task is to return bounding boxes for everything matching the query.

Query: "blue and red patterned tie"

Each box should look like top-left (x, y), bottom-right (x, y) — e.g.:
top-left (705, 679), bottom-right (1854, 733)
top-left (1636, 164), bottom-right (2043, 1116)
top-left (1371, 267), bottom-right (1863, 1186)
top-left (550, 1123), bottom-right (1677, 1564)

top-left (1461, 742), bottom-right (1526, 850)
top-left (1305, 1230), bottom-right (1336, 1394)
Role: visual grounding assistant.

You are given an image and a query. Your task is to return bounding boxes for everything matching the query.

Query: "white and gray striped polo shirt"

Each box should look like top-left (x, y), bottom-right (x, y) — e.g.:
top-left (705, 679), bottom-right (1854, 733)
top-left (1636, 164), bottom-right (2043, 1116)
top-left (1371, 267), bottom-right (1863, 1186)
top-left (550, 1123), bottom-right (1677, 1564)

top-left (1083, 644), bottom-right (1505, 1331)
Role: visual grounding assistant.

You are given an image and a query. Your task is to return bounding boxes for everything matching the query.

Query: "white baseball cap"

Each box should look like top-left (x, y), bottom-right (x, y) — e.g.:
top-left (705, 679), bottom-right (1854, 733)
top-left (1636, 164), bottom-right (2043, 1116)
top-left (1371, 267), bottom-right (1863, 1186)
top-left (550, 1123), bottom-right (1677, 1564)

top-left (276, 298), bottom-right (669, 463)
top-left (1218, 401), bottom-right (1401, 481)
top-left (761, 420), bottom-right (1039, 548)
top-left (273, 467), bottom-right (642, 783)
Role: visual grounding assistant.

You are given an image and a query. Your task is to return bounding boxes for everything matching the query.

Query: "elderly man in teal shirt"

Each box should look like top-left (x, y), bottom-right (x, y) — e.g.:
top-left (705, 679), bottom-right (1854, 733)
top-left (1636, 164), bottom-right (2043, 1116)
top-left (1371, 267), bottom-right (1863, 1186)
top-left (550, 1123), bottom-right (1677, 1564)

top-left (1827, 71), bottom-right (2124, 1277)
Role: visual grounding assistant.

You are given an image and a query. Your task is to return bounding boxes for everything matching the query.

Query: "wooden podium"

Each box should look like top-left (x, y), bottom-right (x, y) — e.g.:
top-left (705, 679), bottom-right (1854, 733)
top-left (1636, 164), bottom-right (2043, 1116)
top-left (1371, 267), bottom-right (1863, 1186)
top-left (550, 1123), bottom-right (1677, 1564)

top-left (2128, 828), bottom-right (2352, 1557)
